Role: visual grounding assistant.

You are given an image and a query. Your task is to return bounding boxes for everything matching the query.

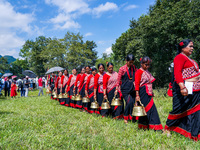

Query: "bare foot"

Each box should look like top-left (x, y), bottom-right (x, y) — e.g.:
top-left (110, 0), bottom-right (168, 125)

top-left (163, 130), bottom-right (171, 137)
top-left (124, 120), bottom-right (128, 124)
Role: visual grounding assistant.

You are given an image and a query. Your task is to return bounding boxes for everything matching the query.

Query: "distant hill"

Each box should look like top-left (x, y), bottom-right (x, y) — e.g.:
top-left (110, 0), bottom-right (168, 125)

top-left (0, 55), bottom-right (16, 64)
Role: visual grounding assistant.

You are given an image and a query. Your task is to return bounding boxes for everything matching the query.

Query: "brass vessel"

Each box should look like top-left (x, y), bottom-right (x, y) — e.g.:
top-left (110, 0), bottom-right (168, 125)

top-left (63, 93), bottom-right (69, 98)
top-left (75, 94), bottom-right (82, 101)
top-left (90, 99), bottom-right (100, 109)
top-left (82, 96), bottom-right (90, 103)
top-left (132, 100), bottom-right (147, 116)
top-left (101, 98), bottom-right (111, 109)
top-left (111, 95), bottom-right (122, 106)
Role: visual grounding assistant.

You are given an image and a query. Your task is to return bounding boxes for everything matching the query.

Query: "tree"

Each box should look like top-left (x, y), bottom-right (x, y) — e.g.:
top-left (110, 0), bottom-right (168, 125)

top-left (19, 32), bottom-right (98, 75)
top-left (10, 59), bottom-right (29, 77)
top-left (112, 0), bottom-right (200, 87)
top-left (0, 57), bottom-right (10, 74)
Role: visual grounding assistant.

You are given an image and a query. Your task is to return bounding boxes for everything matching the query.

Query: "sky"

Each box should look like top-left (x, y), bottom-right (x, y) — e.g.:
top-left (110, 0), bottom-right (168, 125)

top-left (0, 0), bottom-right (154, 58)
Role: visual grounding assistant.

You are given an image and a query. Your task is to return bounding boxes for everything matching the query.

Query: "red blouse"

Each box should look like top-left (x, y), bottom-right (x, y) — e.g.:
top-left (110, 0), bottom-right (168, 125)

top-left (85, 74), bottom-right (94, 91)
top-left (61, 75), bottom-right (69, 87)
top-left (135, 69), bottom-right (144, 91)
top-left (103, 73), bottom-right (110, 89)
top-left (174, 54), bottom-right (199, 83)
top-left (94, 73), bottom-right (100, 89)
top-left (55, 76), bottom-right (61, 88)
top-left (74, 74), bottom-right (82, 87)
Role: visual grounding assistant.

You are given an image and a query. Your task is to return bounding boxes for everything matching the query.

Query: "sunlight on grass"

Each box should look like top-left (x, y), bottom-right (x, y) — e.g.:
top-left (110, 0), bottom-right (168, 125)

top-left (0, 89), bottom-right (199, 149)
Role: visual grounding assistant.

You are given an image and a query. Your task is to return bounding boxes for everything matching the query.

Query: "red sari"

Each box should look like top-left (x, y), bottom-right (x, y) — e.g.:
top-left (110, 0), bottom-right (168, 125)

top-left (11, 83), bottom-right (17, 97)
top-left (135, 68), bottom-right (163, 131)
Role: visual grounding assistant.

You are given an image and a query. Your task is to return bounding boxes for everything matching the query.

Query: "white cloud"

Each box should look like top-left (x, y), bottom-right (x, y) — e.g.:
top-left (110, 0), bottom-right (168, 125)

top-left (123, 4), bottom-right (138, 11)
top-left (0, 0), bottom-right (34, 33)
top-left (56, 20), bottom-right (81, 29)
top-left (104, 47), bottom-right (113, 55)
top-left (46, 0), bottom-right (90, 29)
top-left (84, 32), bottom-right (93, 37)
top-left (0, 0), bottom-right (35, 58)
top-left (92, 2), bottom-right (118, 17)
top-left (45, 0), bottom-right (90, 14)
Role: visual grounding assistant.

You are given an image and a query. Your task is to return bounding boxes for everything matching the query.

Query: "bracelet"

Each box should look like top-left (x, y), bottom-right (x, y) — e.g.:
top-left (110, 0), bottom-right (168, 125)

top-left (180, 87), bottom-right (186, 90)
top-left (136, 95), bottom-right (140, 97)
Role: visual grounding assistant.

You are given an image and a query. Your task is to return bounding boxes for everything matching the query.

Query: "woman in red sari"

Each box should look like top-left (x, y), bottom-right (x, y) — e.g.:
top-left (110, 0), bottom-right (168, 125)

top-left (54, 71), bottom-right (63, 101)
top-left (59, 69), bottom-right (69, 105)
top-left (135, 56), bottom-right (163, 131)
top-left (165, 39), bottom-right (200, 140)
top-left (73, 67), bottom-right (85, 109)
top-left (103, 62), bottom-right (124, 118)
top-left (94, 63), bottom-right (106, 115)
top-left (116, 54), bottom-right (137, 124)
top-left (11, 81), bottom-right (17, 98)
top-left (66, 69), bottom-right (78, 108)
top-left (78, 66), bottom-right (91, 111)
top-left (85, 68), bottom-right (97, 113)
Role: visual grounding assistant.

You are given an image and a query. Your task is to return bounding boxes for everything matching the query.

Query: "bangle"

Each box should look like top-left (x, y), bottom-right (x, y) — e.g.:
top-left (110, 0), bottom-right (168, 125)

top-left (136, 95), bottom-right (139, 97)
top-left (180, 87), bottom-right (186, 90)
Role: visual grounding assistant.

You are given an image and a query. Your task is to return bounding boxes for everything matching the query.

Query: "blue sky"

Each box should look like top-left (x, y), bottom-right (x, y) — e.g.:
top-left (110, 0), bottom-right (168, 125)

top-left (0, 0), bottom-right (154, 58)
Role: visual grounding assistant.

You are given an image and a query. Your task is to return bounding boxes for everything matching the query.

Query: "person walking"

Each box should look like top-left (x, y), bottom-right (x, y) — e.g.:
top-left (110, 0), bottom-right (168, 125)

top-left (24, 76), bottom-right (30, 97)
top-left (4, 78), bottom-right (11, 97)
top-left (38, 76), bottom-right (44, 96)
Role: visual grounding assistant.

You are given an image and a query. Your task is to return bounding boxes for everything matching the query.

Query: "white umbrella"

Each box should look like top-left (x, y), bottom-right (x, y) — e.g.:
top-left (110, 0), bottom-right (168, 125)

top-left (45, 66), bottom-right (64, 74)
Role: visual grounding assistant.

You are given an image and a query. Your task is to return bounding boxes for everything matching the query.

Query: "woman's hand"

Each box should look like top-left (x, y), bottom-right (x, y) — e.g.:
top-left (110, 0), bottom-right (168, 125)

top-left (180, 87), bottom-right (188, 96)
top-left (104, 94), bottom-right (107, 100)
top-left (85, 90), bottom-right (88, 97)
top-left (73, 88), bottom-right (75, 93)
top-left (77, 89), bottom-right (79, 94)
top-left (136, 95), bottom-right (140, 102)
top-left (114, 89), bottom-right (118, 96)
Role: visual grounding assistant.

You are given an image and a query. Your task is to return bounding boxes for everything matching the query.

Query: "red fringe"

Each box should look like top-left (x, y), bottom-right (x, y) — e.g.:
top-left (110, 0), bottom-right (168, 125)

top-left (60, 102), bottom-right (65, 105)
top-left (167, 104), bottom-right (200, 120)
top-left (138, 124), bottom-right (163, 130)
top-left (165, 125), bottom-right (200, 141)
top-left (75, 104), bottom-right (83, 108)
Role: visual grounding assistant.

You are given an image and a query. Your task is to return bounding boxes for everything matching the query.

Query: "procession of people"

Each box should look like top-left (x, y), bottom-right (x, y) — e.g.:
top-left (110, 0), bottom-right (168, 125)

top-left (46, 39), bottom-right (200, 141)
top-left (0, 39), bottom-right (199, 141)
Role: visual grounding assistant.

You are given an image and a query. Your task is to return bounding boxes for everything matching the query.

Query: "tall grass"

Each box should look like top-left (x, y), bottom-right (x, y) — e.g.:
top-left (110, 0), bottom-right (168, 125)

top-left (0, 89), bottom-right (199, 149)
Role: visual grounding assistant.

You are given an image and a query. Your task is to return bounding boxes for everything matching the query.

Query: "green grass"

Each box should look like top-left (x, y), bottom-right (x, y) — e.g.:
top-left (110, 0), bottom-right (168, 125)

top-left (0, 89), bottom-right (199, 149)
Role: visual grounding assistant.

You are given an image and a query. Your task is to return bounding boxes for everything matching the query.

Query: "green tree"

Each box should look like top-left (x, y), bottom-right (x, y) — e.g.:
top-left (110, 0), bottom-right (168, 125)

top-left (112, 0), bottom-right (200, 87)
top-left (0, 57), bottom-right (10, 74)
top-left (10, 59), bottom-right (29, 77)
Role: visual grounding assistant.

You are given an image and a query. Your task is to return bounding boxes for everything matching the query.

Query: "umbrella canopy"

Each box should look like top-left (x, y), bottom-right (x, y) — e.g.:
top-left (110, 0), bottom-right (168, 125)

top-left (45, 66), bottom-right (64, 74)
top-left (22, 70), bottom-right (37, 78)
top-left (12, 75), bottom-right (17, 79)
top-left (3, 73), bottom-right (13, 77)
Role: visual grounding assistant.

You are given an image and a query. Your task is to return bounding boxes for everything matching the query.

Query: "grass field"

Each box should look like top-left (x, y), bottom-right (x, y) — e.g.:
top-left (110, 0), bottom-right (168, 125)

top-left (0, 89), bottom-right (199, 149)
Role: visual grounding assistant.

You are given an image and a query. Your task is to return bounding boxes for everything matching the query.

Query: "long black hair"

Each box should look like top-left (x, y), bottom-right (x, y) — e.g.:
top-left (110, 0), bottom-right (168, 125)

top-left (177, 39), bottom-right (192, 54)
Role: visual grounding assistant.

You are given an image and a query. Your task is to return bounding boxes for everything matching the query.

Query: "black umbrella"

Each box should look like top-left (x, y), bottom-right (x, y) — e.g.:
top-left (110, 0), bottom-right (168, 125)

top-left (45, 66), bottom-right (64, 74)
top-left (3, 73), bottom-right (13, 77)
top-left (22, 70), bottom-right (37, 78)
